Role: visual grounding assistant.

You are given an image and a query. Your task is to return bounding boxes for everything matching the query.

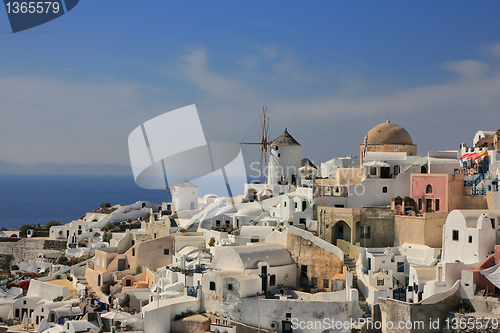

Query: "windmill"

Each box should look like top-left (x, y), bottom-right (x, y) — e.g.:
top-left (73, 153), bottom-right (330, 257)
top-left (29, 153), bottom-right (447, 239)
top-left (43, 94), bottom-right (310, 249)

top-left (240, 107), bottom-right (271, 182)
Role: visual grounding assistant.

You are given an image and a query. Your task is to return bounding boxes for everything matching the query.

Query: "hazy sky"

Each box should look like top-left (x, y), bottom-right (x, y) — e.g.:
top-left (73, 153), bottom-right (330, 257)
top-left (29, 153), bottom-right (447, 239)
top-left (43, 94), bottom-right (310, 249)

top-left (1, 2), bottom-right (500, 171)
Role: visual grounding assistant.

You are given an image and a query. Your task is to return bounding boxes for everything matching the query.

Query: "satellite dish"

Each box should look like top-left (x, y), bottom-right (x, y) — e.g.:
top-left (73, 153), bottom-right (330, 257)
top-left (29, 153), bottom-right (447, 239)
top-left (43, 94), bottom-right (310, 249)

top-left (150, 282), bottom-right (157, 293)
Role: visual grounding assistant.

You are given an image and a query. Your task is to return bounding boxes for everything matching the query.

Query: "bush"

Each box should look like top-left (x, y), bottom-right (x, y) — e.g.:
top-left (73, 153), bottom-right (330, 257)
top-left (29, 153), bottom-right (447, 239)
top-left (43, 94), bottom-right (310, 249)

top-left (208, 237), bottom-right (215, 247)
top-left (456, 303), bottom-right (474, 314)
top-left (101, 202), bottom-right (112, 209)
top-left (45, 221), bottom-right (62, 230)
top-left (103, 233), bottom-right (112, 243)
top-left (122, 295), bottom-right (130, 308)
top-left (57, 255), bottom-right (69, 265)
top-left (101, 280), bottom-right (117, 295)
top-left (19, 224), bottom-right (34, 237)
top-left (172, 310), bottom-right (195, 321)
top-left (53, 296), bottom-right (63, 302)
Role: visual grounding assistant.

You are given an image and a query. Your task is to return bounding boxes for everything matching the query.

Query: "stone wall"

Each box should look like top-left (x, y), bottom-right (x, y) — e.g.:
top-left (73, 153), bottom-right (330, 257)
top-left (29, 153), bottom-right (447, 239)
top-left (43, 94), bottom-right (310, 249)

top-left (0, 254), bottom-right (12, 270)
top-left (170, 315), bottom-right (210, 333)
top-left (374, 284), bottom-right (461, 333)
top-left (0, 237), bottom-right (20, 243)
top-left (43, 239), bottom-right (66, 250)
top-left (0, 238), bottom-right (50, 262)
top-left (286, 230), bottom-right (344, 291)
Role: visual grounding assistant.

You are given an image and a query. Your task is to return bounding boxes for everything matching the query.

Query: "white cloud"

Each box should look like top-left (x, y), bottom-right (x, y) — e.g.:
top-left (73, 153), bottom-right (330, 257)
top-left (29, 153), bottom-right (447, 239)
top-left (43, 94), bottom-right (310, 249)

top-left (443, 60), bottom-right (489, 77)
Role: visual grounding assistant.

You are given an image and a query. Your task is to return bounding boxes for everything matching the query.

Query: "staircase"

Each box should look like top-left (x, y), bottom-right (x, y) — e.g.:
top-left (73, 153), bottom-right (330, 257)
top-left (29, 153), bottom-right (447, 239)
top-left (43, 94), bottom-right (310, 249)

top-left (76, 275), bottom-right (90, 292)
top-left (100, 316), bottom-right (111, 332)
top-left (344, 256), bottom-right (372, 319)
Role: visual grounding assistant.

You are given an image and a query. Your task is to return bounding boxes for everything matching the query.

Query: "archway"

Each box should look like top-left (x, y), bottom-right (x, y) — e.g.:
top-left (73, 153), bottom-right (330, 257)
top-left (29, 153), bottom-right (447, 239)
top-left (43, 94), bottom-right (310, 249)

top-left (333, 220), bottom-right (351, 244)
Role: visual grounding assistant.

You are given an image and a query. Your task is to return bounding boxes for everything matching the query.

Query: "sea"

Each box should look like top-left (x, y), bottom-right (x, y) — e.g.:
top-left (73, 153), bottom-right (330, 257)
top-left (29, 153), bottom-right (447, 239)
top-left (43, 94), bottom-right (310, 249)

top-left (0, 174), bottom-right (166, 230)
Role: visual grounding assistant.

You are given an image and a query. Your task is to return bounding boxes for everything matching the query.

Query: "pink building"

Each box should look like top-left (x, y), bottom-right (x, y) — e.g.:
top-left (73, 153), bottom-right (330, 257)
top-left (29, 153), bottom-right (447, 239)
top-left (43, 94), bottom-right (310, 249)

top-left (410, 174), bottom-right (464, 214)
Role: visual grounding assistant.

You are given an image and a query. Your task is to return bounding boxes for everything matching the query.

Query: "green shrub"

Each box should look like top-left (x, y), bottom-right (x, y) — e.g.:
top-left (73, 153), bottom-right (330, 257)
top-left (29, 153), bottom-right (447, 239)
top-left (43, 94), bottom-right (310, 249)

top-left (103, 232), bottom-right (112, 243)
top-left (101, 280), bottom-right (117, 295)
top-left (57, 255), bottom-right (69, 265)
top-left (172, 310), bottom-right (195, 321)
top-left (208, 237), bottom-right (215, 247)
top-left (456, 303), bottom-right (474, 314)
top-left (45, 221), bottom-right (62, 230)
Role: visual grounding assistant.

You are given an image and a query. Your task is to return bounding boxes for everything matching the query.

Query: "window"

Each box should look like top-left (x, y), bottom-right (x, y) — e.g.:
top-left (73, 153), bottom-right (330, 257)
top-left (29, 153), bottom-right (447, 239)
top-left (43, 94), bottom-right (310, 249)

top-left (370, 167), bottom-right (377, 176)
top-left (295, 202), bottom-right (298, 209)
top-left (209, 282), bottom-right (216, 291)
top-left (418, 198), bottom-right (423, 211)
top-left (216, 220), bottom-right (220, 227)
top-left (311, 277), bottom-right (317, 287)
top-left (164, 249), bottom-right (169, 255)
top-left (23, 300), bottom-right (26, 305)
top-left (41, 308), bottom-right (44, 313)
top-left (435, 199), bottom-right (440, 212)
top-left (154, 233), bottom-right (157, 239)
top-left (125, 279), bottom-right (131, 287)
top-left (491, 218), bottom-right (496, 229)
top-left (132, 248), bottom-right (135, 256)
top-left (394, 165), bottom-right (400, 175)
top-left (275, 147), bottom-right (278, 150)
top-left (284, 202), bottom-right (286, 207)
top-left (228, 284), bottom-right (233, 291)
top-left (270, 275), bottom-right (276, 286)
top-left (397, 262), bottom-right (404, 273)
top-left (382, 186), bottom-right (388, 193)
top-left (426, 184), bottom-right (433, 194)
top-left (286, 313), bottom-right (291, 319)
top-left (96, 258), bottom-right (100, 266)
top-left (278, 153), bottom-right (281, 157)
top-left (377, 278), bottom-right (384, 286)
top-left (77, 230), bottom-right (82, 235)
top-left (323, 279), bottom-right (329, 289)
top-left (78, 225), bottom-right (82, 230)
top-left (452, 230), bottom-right (459, 241)
top-left (468, 236), bottom-right (473, 243)
top-left (360, 226), bottom-right (371, 239)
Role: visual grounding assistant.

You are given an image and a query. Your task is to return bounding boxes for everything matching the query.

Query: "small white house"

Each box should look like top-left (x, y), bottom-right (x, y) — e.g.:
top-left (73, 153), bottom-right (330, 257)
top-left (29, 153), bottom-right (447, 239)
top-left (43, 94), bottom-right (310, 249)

top-left (441, 209), bottom-right (500, 265)
top-left (172, 180), bottom-right (199, 212)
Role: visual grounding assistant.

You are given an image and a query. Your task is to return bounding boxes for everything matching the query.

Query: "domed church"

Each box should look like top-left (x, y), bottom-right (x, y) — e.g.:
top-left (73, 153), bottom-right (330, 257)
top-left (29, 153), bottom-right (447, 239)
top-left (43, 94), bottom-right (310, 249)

top-left (360, 119), bottom-right (417, 164)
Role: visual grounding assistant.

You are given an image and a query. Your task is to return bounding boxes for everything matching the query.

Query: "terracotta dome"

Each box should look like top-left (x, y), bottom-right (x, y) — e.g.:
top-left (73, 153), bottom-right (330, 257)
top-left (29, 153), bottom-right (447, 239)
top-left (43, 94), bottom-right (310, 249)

top-left (364, 120), bottom-right (413, 145)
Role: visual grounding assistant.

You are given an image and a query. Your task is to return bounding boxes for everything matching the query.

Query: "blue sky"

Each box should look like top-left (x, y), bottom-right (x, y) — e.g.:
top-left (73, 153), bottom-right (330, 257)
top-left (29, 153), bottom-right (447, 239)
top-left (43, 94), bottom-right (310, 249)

top-left (1, 1), bottom-right (500, 171)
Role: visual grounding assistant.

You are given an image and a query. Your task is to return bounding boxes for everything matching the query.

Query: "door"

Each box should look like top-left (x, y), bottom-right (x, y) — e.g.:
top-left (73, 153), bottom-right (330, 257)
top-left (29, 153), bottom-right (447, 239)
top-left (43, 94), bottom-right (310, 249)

top-left (118, 259), bottom-right (126, 271)
top-left (261, 266), bottom-right (268, 295)
top-left (282, 320), bottom-right (293, 333)
top-left (393, 288), bottom-right (406, 301)
top-left (300, 265), bottom-right (308, 289)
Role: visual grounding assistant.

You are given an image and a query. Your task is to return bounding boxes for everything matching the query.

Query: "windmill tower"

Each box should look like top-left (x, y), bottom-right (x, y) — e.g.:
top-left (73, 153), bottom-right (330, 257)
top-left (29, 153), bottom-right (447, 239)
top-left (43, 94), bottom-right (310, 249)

top-left (267, 128), bottom-right (301, 186)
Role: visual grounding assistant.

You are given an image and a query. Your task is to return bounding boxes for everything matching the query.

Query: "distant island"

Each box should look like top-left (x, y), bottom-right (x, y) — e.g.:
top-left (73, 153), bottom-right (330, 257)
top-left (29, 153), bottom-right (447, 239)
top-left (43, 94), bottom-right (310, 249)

top-left (0, 160), bottom-right (132, 175)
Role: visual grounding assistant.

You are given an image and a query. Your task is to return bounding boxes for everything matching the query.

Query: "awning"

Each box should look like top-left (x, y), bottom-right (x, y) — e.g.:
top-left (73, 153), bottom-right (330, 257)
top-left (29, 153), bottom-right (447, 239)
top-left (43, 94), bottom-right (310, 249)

top-left (363, 160), bottom-right (390, 168)
top-left (461, 151), bottom-right (488, 161)
top-left (480, 263), bottom-right (500, 289)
